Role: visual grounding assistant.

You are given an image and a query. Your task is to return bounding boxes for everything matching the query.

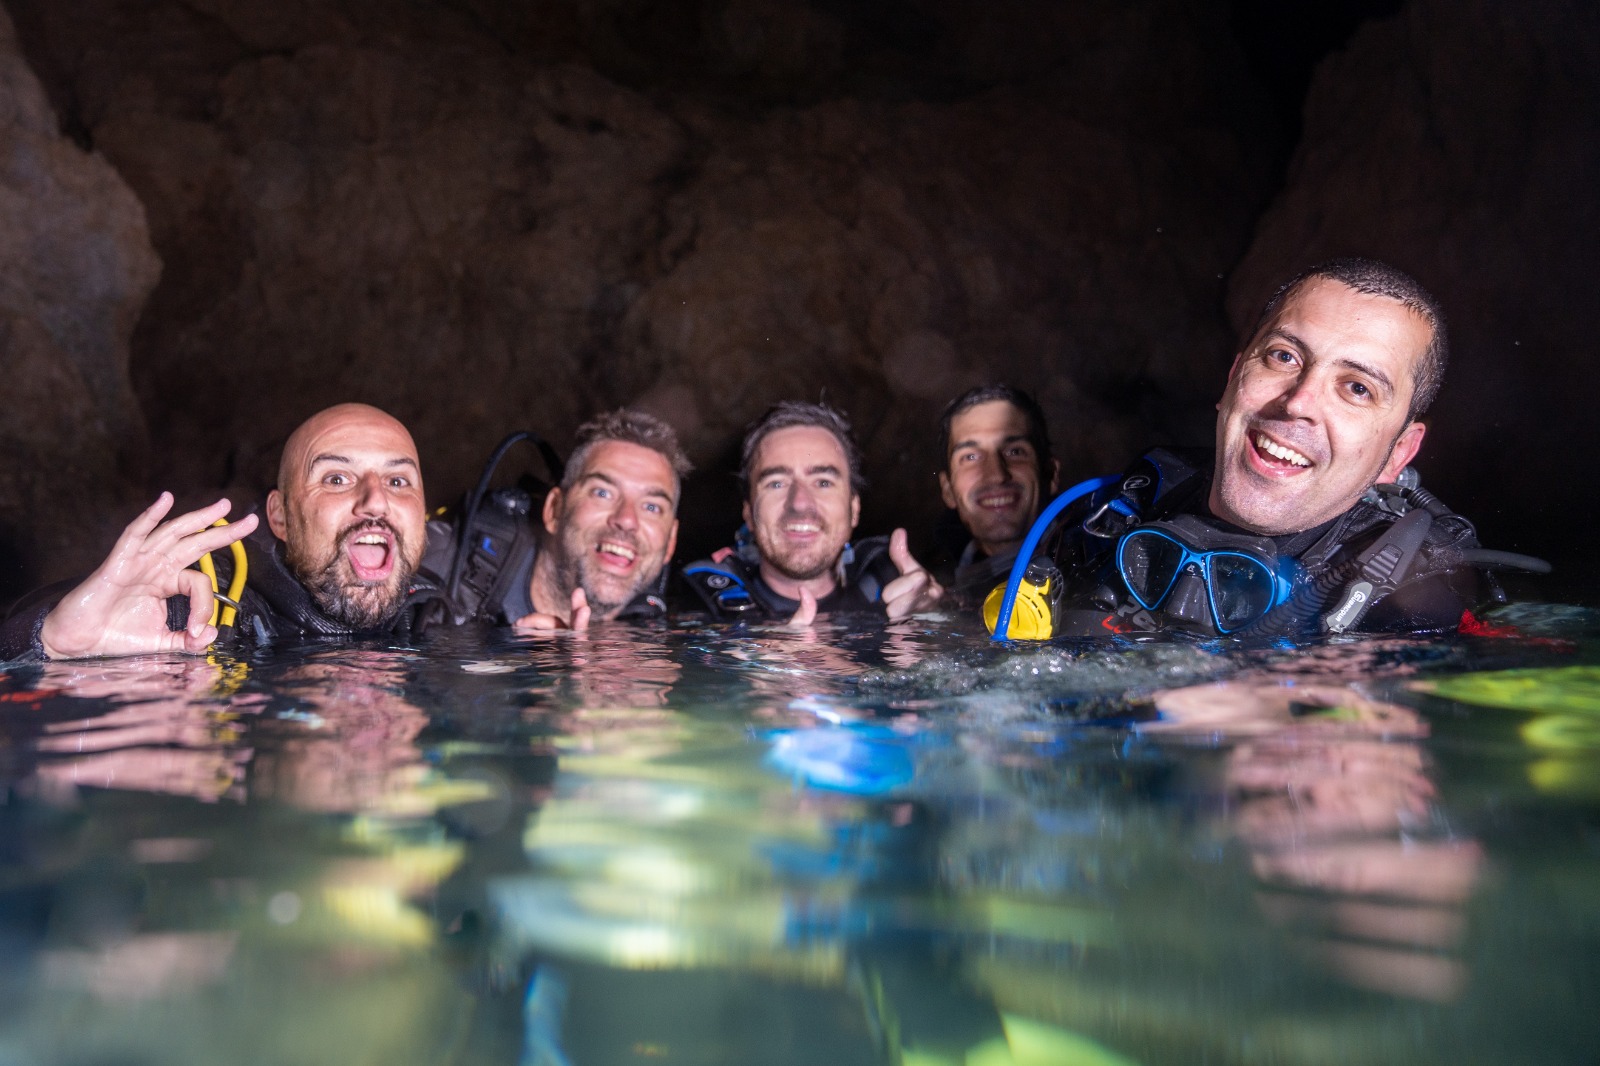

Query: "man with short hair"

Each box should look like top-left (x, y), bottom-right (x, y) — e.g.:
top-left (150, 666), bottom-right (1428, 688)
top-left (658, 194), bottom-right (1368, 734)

top-left (682, 400), bottom-right (943, 624)
top-left (444, 409), bottom-right (690, 631)
top-left (937, 384), bottom-right (1060, 603)
top-left (2, 402), bottom-right (443, 659)
top-left (987, 258), bottom-right (1531, 639)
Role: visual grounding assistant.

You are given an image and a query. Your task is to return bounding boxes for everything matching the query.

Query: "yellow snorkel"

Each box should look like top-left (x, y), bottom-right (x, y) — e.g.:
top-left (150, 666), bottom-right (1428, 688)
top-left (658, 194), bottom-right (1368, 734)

top-left (196, 517), bottom-right (248, 627)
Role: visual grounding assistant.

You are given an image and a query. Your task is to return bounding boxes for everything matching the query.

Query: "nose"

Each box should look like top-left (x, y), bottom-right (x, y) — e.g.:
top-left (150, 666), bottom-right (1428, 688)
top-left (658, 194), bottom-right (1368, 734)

top-left (1160, 563), bottom-right (1215, 631)
top-left (353, 472), bottom-right (390, 517)
top-left (1280, 368), bottom-right (1323, 420)
top-left (787, 481), bottom-right (816, 512)
top-left (609, 493), bottom-right (638, 530)
top-left (988, 450), bottom-right (1015, 484)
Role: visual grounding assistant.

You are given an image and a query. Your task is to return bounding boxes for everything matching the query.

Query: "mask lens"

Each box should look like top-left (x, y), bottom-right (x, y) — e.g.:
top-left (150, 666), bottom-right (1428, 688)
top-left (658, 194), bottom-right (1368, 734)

top-left (1120, 531), bottom-right (1186, 610)
top-left (1208, 553), bottom-right (1277, 631)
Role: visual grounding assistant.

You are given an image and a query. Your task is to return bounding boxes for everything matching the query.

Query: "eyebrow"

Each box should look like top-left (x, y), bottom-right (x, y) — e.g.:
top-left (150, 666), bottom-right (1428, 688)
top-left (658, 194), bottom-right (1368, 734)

top-left (755, 463), bottom-right (842, 483)
top-left (578, 470), bottom-right (677, 504)
top-left (1265, 329), bottom-right (1396, 398)
top-left (951, 434), bottom-right (1032, 454)
top-left (308, 454), bottom-right (418, 470)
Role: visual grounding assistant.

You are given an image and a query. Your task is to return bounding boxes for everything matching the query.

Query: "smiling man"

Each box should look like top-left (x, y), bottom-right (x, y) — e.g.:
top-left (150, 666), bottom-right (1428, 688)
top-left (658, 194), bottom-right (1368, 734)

top-left (1, 403), bottom-right (446, 661)
top-left (682, 401), bottom-right (943, 623)
top-left (937, 385), bottom-right (1060, 603)
top-left (502, 410), bottom-right (689, 630)
top-left (984, 258), bottom-right (1533, 639)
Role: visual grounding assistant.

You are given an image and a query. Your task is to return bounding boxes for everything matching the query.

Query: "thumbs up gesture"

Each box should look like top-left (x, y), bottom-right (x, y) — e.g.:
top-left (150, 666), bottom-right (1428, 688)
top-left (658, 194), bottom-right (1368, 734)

top-left (881, 528), bottom-right (943, 621)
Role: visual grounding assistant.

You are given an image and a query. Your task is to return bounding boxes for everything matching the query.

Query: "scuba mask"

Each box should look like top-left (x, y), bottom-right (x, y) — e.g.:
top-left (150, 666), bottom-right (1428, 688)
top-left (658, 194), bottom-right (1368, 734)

top-left (1115, 515), bottom-right (1297, 634)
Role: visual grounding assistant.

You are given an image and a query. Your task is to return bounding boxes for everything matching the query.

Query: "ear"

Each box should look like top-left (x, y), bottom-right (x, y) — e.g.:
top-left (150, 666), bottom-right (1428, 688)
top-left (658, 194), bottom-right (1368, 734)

top-left (938, 471), bottom-right (957, 510)
top-left (1047, 457), bottom-right (1061, 495)
top-left (665, 519), bottom-right (679, 562)
top-left (266, 489), bottom-right (288, 540)
top-left (849, 493), bottom-right (860, 531)
top-left (741, 499), bottom-right (751, 529)
top-left (1379, 421), bottom-right (1427, 483)
top-left (542, 486), bottom-right (563, 536)
top-left (1218, 350), bottom-right (1245, 410)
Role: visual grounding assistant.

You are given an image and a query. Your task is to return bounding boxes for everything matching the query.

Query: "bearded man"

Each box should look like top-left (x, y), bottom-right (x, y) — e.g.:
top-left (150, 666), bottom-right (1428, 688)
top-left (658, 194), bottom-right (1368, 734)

top-left (682, 400), bottom-right (943, 624)
top-left (1, 403), bottom-right (442, 660)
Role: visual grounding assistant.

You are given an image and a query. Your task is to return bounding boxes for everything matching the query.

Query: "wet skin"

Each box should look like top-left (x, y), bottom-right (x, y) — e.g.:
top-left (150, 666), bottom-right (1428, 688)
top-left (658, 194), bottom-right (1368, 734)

top-left (939, 400), bottom-right (1059, 558)
top-left (1210, 278), bottom-right (1431, 536)
top-left (267, 403), bottom-right (427, 625)
top-left (743, 425), bottom-right (862, 601)
top-left (530, 440), bottom-right (680, 623)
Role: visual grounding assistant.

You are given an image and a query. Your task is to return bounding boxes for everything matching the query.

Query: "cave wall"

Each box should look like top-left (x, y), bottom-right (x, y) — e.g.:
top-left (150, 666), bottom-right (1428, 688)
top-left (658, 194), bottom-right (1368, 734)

top-left (1230, 0), bottom-right (1600, 587)
top-left (0, 5), bottom-right (159, 597)
top-left (2, 0), bottom-right (1275, 568)
top-left (2, 0), bottom-right (1595, 594)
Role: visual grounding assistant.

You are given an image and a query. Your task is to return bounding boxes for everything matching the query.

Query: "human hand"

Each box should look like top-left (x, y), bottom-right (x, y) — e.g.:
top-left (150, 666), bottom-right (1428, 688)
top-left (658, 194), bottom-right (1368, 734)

top-left (785, 587), bottom-right (818, 629)
top-left (512, 587), bottom-right (591, 633)
top-left (881, 528), bottom-right (942, 620)
top-left (38, 494), bottom-right (258, 660)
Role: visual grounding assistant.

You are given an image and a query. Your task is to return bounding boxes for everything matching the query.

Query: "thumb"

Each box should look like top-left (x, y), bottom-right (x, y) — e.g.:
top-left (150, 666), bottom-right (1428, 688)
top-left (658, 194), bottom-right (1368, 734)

top-left (889, 528), bottom-right (920, 575)
top-left (787, 587), bottom-right (818, 628)
top-left (571, 587), bottom-right (591, 631)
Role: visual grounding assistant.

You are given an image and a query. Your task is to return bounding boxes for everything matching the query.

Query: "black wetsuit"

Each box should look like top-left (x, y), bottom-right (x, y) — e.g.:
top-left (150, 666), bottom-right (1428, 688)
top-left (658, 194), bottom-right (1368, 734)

top-left (949, 541), bottom-right (1020, 607)
top-left (681, 535), bottom-right (901, 621)
top-left (418, 512), bottom-right (666, 627)
top-left (1038, 448), bottom-right (1501, 638)
top-left (1, 518), bottom-right (450, 662)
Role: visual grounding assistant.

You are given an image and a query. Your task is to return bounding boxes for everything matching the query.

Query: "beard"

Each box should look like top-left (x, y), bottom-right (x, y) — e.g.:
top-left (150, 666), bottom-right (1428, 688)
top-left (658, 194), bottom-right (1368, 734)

top-left (753, 510), bottom-right (841, 582)
top-left (555, 525), bottom-right (647, 616)
top-left (286, 519), bottom-right (417, 631)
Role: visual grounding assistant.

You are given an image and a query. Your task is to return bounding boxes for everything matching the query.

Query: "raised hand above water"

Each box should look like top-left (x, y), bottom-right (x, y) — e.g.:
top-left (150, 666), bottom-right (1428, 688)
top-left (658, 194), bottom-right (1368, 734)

top-left (39, 494), bottom-right (258, 660)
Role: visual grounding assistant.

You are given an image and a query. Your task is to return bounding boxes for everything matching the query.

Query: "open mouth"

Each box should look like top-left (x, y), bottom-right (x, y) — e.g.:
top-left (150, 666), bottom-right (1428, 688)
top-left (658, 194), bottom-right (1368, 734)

top-left (344, 526), bottom-right (396, 582)
top-left (1249, 430), bottom-right (1314, 472)
top-left (594, 538), bottom-right (639, 572)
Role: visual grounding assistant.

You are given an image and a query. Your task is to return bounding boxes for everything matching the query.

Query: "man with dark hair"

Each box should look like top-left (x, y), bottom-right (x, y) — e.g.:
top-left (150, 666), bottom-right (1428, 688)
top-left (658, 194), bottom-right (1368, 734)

top-left (683, 400), bottom-right (943, 623)
top-left (2, 403), bottom-right (446, 659)
top-left (437, 409), bottom-right (691, 631)
top-left (937, 385), bottom-right (1060, 603)
top-left (985, 258), bottom-right (1535, 640)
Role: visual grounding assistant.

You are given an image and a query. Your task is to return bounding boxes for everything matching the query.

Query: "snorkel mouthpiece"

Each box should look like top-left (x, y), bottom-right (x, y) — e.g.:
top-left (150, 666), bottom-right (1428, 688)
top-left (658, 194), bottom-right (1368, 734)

top-left (984, 560), bottom-right (1059, 640)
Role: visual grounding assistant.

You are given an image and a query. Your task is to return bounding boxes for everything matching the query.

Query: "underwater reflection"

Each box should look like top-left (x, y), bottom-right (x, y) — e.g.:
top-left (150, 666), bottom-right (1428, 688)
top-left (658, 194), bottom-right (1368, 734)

top-left (1153, 679), bottom-right (1483, 1002)
top-left (30, 654), bottom-right (260, 803)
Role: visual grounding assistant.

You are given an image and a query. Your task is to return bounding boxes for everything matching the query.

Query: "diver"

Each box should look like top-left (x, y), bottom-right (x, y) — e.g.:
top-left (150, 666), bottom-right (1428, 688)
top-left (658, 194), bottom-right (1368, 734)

top-left (934, 385), bottom-right (1060, 605)
top-left (0, 403), bottom-right (447, 660)
top-left (681, 401), bottom-right (944, 625)
top-left (426, 410), bottom-right (689, 631)
top-left (986, 257), bottom-right (1548, 640)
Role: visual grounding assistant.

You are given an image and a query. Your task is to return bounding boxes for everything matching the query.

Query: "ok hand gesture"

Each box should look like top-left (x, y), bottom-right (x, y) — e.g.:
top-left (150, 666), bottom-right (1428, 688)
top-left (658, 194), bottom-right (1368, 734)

top-left (39, 494), bottom-right (259, 660)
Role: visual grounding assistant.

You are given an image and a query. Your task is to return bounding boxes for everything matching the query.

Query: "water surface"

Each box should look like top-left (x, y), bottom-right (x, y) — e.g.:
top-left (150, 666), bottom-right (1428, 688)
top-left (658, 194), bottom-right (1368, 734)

top-left (3, 606), bottom-right (1599, 1065)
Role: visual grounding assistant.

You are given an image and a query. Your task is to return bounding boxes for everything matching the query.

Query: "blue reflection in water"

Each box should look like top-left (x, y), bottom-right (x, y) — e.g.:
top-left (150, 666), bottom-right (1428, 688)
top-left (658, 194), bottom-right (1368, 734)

top-left (0, 607), bottom-right (1597, 1064)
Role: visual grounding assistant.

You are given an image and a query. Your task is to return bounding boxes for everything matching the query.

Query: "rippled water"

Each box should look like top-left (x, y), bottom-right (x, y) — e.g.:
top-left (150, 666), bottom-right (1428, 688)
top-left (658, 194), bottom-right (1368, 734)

top-left (3, 605), bottom-right (1600, 1065)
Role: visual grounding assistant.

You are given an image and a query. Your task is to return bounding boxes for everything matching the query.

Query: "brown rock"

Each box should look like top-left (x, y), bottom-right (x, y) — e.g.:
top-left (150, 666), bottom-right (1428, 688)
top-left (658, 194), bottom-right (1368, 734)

top-left (0, 6), bottom-right (159, 597)
top-left (1229, 0), bottom-right (1600, 584)
top-left (4, 0), bottom-right (1275, 579)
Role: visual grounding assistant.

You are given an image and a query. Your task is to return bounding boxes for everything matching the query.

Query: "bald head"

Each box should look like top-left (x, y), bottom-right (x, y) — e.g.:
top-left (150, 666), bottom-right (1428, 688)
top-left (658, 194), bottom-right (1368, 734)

top-left (267, 404), bottom-right (427, 630)
top-left (276, 404), bottom-right (419, 497)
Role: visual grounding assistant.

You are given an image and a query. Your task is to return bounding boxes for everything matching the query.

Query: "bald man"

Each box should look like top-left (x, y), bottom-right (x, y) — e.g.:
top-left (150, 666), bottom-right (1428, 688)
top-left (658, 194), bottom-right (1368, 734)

top-left (1, 404), bottom-right (444, 660)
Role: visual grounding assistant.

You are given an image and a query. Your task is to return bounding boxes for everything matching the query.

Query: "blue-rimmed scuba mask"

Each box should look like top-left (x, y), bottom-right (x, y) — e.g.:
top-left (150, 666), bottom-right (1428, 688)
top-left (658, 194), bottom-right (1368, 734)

top-left (1115, 515), bottom-right (1298, 634)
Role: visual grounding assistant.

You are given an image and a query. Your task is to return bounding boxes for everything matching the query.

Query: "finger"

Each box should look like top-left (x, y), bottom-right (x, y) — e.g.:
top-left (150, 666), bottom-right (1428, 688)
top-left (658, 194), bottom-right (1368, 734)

top-left (179, 568), bottom-right (216, 638)
top-left (172, 512), bottom-right (259, 564)
top-left (570, 588), bottom-right (591, 631)
top-left (888, 528), bottom-right (922, 576)
top-left (182, 624), bottom-right (219, 654)
top-left (111, 493), bottom-right (177, 555)
top-left (147, 497), bottom-right (238, 555)
top-left (513, 612), bottom-right (561, 632)
top-left (882, 571), bottom-right (929, 620)
top-left (786, 588), bottom-right (818, 628)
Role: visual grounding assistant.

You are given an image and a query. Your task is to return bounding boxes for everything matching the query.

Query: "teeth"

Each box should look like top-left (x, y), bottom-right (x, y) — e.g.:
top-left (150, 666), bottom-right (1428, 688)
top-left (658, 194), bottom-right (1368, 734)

top-left (355, 534), bottom-right (388, 545)
top-left (1255, 433), bottom-right (1311, 467)
top-left (599, 541), bottom-right (636, 561)
top-left (784, 523), bottom-right (820, 534)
